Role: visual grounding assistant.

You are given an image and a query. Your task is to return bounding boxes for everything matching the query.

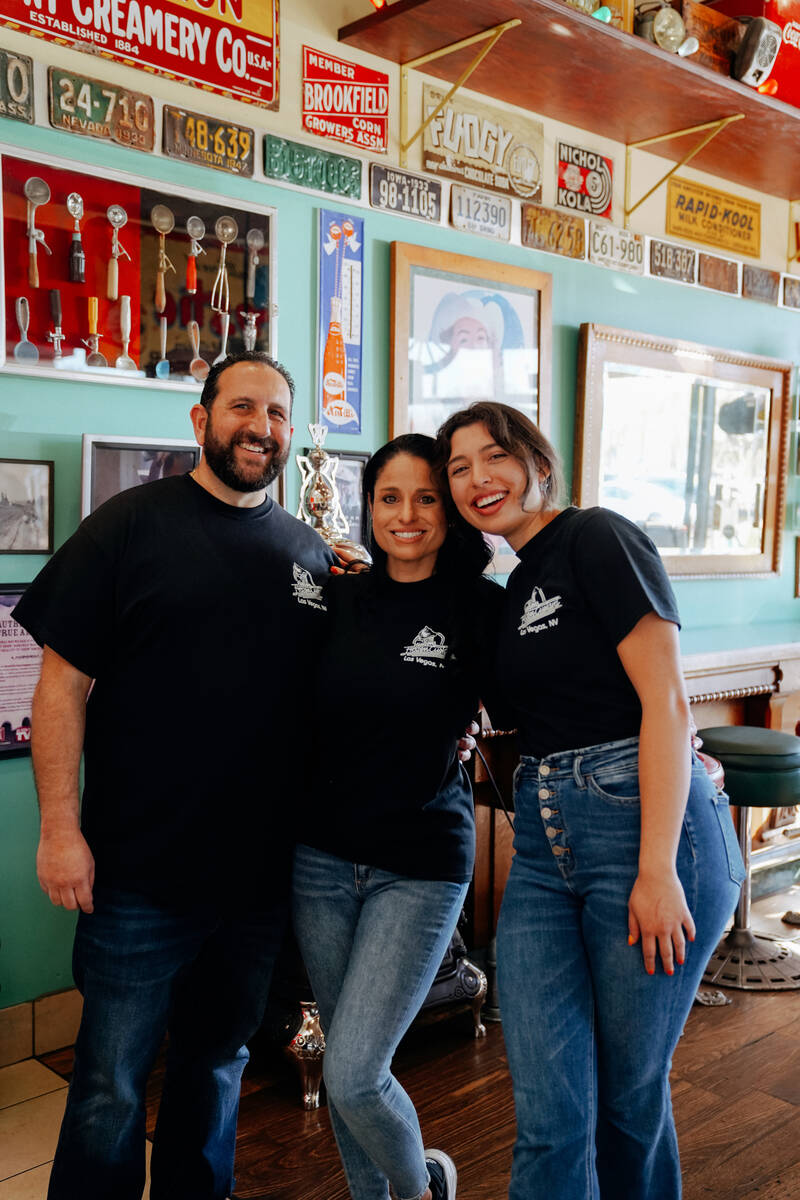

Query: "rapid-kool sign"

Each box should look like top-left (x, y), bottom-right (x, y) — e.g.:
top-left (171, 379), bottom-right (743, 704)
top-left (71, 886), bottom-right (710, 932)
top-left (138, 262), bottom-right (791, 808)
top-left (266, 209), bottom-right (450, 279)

top-left (302, 46), bottom-right (388, 154)
top-left (1, 0), bottom-right (279, 108)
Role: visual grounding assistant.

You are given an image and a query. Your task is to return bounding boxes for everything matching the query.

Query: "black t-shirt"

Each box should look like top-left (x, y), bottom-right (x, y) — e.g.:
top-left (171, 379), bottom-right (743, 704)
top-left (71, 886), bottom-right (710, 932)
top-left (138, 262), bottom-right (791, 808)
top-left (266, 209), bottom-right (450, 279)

top-left (13, 474), bottom-right (335, 905)
top-left (499, 506), bottom-right (680, 757)
top-left (303, 571), bottom-right (504, 882)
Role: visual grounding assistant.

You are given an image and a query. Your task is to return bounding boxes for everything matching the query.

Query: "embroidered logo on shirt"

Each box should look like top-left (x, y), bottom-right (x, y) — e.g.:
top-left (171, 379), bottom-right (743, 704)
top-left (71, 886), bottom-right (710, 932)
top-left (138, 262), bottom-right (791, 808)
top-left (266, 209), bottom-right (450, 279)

top-left (402, 625), bottom-right (448, 668)
top-left (291, 563), bottom-right (327, 611)
top-left (518, 586), bottom-right (562, 636)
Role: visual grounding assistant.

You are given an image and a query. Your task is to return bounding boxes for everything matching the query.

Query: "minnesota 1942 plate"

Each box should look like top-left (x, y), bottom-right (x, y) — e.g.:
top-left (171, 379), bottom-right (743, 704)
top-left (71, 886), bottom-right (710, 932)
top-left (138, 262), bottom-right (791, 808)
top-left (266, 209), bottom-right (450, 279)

top-left (588, 220), bottom-right (643, 274)
top-left (48, 67), bottom-right (154, 151)
top-left (164, 107), bottom-right (254, 176)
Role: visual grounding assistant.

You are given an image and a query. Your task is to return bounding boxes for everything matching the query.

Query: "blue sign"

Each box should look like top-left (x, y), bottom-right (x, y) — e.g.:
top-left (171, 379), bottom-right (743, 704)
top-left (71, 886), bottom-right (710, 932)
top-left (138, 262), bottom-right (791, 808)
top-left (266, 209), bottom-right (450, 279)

top-left (317, 207), bottom-right (363, 435)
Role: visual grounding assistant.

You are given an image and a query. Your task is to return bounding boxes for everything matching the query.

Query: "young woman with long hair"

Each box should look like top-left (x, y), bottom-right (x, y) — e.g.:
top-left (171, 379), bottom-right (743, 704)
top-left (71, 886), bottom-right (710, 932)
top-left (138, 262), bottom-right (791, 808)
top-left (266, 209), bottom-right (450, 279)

top-left (292, 433), bottom-right (502, 1200)
top-left (435, 401), bottom-right (744, 1200)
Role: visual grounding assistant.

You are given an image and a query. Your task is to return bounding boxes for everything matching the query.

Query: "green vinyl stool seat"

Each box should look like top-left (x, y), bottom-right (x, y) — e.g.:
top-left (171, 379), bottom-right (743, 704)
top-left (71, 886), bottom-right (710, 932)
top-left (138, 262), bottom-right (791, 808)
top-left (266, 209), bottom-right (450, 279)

top-left (698, 726), bottom-right (800, 991)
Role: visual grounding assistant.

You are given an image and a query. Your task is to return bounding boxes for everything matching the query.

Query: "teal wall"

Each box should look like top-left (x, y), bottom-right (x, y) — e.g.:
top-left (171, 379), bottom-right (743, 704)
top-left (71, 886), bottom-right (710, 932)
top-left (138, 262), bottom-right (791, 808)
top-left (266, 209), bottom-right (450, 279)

top-left (1, 119), bottom-right (799, 1008)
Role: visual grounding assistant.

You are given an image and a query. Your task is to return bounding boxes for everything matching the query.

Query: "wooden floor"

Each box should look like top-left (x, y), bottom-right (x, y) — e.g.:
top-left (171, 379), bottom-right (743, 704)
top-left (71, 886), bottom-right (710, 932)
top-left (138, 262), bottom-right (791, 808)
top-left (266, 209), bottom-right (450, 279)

top-left (41, 978), bottom-right (800, 1200)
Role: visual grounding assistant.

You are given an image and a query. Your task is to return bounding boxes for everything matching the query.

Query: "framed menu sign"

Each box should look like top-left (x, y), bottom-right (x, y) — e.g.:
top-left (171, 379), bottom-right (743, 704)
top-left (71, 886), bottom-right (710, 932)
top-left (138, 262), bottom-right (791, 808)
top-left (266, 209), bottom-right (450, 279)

top-left (0, 585), bottom-right (41, 758)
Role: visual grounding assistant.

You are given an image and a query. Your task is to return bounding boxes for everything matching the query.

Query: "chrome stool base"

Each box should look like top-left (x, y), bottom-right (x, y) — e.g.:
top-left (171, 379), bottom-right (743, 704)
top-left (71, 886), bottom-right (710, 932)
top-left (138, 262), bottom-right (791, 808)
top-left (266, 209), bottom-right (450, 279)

top-left (703, 927), bottom-right (800, 990)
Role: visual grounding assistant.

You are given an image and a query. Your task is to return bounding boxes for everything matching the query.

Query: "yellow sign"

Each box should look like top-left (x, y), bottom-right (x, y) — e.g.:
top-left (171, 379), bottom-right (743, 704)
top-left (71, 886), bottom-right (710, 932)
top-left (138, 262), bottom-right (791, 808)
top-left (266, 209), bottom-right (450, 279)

top-left (666, 177), bottom-right (760, 258)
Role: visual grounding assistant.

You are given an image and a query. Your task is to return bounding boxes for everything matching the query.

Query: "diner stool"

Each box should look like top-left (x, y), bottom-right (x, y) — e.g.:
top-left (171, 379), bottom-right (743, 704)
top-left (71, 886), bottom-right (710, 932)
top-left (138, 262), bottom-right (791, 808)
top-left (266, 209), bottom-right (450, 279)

top-left (698, 726), bottom-right (800, 991)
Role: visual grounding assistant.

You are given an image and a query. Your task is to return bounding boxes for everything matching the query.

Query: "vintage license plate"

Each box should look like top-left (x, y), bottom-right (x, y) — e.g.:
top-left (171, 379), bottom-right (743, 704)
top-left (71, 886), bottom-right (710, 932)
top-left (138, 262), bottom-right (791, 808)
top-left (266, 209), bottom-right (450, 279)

top-left (649, 239), bottom-right (696, 284)
top-left (0, 49), bottom-right (33, 123)
top-left (784, 277), bottom-right (800, 310)
top-left (742, 264), bottom-right (779, 305)
top-left (698, 253), bottom-right (739, 294)
top-left (163, 107), bottom-right (254, 177)
top-left (369, 165), bottom-right (441, 222)
top-left (265, 135), bottom-right (361, 198)
top-left (450, 184), bottom-right (511, 241)
top-left (48, 67), bottom-right (154, 151)
top-left (521, 203), bottom-right (585, 259)
top-left (588, 221), bottom-right (643, 274)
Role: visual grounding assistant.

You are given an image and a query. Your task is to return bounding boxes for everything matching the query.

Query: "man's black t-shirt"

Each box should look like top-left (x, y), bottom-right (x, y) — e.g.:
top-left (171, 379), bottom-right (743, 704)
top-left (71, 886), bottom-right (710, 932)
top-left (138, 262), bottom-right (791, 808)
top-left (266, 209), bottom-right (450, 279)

top-left (499, 507), bottom-right (680, 757)
top-left (13, 474), bottom-right (335, 904)
top-left (304, 572), bottom-right (504, 882)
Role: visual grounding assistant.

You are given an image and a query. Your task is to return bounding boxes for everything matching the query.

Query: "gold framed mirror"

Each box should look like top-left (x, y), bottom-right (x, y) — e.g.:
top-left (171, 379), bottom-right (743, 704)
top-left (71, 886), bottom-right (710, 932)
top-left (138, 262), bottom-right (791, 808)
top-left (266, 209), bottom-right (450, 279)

top-left (575, 324), bottom-right (792, 577)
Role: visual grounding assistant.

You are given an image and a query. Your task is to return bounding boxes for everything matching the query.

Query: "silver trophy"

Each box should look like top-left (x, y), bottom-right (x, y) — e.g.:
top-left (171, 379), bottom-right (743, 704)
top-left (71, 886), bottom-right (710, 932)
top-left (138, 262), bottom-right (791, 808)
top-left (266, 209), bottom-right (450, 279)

top-left (296, 423), bottom-right (367, 558)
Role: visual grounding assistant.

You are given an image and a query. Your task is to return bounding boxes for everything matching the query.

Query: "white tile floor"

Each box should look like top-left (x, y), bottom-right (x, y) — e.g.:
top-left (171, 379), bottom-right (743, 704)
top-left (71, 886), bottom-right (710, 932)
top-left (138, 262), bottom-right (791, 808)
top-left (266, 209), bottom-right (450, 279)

top-left (0, 1057), bottom-right (152, 1198)
top-left (1, 884), bottom-right (797, 1198)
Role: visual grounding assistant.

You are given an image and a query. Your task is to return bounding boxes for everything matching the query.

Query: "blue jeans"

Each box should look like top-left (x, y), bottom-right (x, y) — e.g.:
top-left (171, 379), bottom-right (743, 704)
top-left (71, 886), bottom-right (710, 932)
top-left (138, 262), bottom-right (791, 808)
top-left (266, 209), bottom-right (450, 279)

top-left (47, 886), bottom-right (286, 1200)
top-left (497, 737), bottom-right (744, 1200)
top-left (292, 844), bottom-right (468, 1200)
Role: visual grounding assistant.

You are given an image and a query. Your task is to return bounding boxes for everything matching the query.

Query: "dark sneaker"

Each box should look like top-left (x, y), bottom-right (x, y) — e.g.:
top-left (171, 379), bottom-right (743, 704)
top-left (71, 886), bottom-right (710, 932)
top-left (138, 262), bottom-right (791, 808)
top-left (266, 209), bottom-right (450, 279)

top-left (425, 1148), bottom-right (457, 1199)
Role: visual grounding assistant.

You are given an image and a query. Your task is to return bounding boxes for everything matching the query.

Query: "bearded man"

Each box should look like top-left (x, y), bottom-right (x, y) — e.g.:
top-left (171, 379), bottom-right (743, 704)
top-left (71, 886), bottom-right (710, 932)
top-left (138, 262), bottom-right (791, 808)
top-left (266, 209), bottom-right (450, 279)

top-left (14, 353), bottom-right (335, 1200)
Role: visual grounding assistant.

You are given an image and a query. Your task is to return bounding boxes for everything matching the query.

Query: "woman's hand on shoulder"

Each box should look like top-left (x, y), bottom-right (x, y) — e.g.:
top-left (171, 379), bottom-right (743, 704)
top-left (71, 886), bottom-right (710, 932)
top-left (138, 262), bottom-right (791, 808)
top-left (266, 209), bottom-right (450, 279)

top-left (627, 867), bottom-right (696, 977)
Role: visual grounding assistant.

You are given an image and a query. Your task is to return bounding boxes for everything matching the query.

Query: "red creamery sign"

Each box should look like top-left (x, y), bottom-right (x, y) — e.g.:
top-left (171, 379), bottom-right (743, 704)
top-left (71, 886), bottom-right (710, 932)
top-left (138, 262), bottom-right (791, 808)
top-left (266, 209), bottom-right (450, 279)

top-left (0, 0), bottom-right (279, 107)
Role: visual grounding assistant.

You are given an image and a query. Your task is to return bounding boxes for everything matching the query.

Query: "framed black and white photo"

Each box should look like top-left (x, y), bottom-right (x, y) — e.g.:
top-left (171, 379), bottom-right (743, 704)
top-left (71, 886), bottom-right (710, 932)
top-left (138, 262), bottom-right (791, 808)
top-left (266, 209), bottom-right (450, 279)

top-left (0, 584), bottom-right (41, 757)
top-left (0, 459), bottom-right (54, 554)
top-left (306, 448), bottom-right (369, 544)
top-left (81, 435), bottom-right (201, 517)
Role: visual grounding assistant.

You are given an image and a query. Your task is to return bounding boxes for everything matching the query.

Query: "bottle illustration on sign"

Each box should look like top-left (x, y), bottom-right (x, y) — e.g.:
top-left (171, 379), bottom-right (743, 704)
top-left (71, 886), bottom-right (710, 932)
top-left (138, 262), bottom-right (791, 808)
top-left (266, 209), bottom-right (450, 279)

top-left (322, 218), bottom-right (359, 426)
top-left (322, 295), bottom-right (347, 418)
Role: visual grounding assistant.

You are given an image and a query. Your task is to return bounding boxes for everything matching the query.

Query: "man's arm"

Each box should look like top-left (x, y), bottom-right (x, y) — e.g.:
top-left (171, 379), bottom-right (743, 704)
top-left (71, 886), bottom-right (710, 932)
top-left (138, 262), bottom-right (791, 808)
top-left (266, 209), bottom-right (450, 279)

top-left (32, 646), bottom-right (95, 913)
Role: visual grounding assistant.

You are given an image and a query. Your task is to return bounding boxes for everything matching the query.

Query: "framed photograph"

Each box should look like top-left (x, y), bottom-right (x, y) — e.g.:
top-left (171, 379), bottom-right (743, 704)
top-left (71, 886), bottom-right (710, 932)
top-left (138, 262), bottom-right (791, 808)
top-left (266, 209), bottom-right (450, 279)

top-left (81, 435), bottom-right (201, 517)
top-left (0, 459), bottom-right (54, 553)
top-left (306, 448), bottom-right (369, 544)
top-left (390, 242), bottom-right (552, 439)
top-left (0, 584), bottom-right (41, 758)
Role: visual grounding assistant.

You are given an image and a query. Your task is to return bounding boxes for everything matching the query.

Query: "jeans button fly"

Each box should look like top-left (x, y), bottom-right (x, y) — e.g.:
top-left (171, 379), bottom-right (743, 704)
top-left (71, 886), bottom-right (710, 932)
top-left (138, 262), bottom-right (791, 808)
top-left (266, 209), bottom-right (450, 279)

top-left (541, 806), bottom-right (552, 818)
top-left (538, 788), bottom-right (550, 800)
top-left (539, 764), bottom-right (551, 776)
top-left (545, 827), bottom-right (557, 839)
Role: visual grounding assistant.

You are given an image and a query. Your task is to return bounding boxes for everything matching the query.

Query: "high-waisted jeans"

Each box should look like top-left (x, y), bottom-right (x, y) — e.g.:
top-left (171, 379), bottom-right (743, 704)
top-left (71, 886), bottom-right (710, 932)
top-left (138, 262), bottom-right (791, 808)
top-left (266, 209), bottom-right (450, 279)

top-left (292, 843), bottom-right (468, 1200)
top-left (496, 736), bottom-right (744, 1200)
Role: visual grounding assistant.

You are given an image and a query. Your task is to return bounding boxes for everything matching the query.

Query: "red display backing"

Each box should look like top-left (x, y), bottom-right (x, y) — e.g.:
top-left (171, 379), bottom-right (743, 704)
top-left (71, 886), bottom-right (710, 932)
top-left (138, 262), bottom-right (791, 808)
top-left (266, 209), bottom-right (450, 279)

top-left (3, 155), bottom-right (142, 366)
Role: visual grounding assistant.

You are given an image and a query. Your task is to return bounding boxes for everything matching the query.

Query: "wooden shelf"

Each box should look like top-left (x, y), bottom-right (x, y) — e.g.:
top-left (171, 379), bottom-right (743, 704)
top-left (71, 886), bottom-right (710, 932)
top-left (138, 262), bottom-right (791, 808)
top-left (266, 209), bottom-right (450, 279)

top-left (339, 0), bottom-right (800, 200)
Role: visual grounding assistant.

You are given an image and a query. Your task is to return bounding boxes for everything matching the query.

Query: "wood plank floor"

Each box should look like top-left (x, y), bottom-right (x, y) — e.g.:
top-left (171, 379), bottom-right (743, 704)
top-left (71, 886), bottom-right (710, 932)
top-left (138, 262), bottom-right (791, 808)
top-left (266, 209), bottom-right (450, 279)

top-left (41, 983), bottom-right (800, 1200)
